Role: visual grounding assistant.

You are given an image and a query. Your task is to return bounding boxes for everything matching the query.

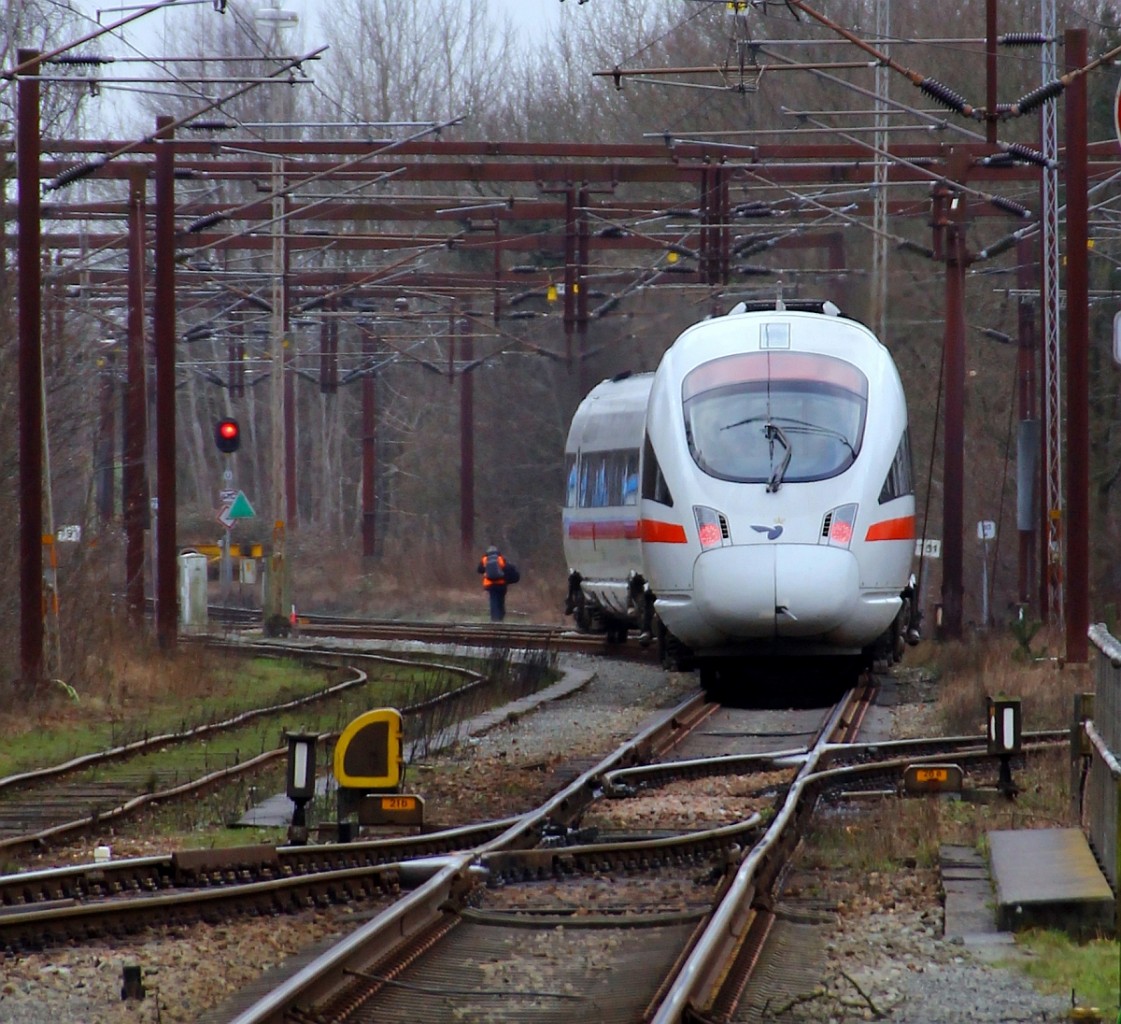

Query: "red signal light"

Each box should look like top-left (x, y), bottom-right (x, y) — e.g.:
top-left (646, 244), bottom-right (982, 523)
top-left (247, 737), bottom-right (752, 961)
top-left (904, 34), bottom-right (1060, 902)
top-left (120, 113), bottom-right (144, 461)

top-left (215, 417), bottom-right (240, 454)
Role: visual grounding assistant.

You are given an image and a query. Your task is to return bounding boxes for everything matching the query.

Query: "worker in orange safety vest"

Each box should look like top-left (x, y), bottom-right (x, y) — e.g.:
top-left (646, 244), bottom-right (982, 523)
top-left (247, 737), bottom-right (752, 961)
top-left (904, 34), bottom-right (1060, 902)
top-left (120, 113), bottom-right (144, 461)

top-left (477, 545), bottom-right (519, 621)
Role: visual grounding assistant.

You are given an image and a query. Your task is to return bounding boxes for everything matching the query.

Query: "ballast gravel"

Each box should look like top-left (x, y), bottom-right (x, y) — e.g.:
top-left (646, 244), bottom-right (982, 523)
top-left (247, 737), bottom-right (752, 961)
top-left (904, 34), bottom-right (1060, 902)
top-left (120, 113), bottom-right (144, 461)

top-left (0, 654), bottom-right (1076, 1023)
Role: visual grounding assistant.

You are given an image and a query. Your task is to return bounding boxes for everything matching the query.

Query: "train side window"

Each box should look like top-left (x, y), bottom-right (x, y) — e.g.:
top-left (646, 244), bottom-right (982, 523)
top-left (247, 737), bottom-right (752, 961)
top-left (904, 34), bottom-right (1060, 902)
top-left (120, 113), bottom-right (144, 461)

top-left (642, 432), bottom-right (674, 507)
top-left (565, 453), bottom-right (578, 508)
top-left (575, 449), bottom-right (640, 507)
top-left (878, 429), bottom-right (915, 503)
top-left (622, 449), bottom-right (639, 506)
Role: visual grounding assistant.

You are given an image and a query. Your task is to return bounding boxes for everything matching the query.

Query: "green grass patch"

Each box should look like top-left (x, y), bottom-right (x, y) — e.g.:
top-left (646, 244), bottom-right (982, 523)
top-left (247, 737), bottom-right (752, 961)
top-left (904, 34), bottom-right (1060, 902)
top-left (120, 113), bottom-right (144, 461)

top-left (0, 654), bottom-right (496, 777)
top-left (1012, 928), bottom-right (1119, 1020)
top-left (22, 646), bottom-right (559, 845)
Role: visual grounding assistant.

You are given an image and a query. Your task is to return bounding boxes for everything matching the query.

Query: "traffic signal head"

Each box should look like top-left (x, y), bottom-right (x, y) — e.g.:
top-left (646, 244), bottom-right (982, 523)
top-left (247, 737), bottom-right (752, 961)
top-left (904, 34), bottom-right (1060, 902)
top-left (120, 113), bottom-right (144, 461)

top-left (215, 417), bottom-right (240, 454)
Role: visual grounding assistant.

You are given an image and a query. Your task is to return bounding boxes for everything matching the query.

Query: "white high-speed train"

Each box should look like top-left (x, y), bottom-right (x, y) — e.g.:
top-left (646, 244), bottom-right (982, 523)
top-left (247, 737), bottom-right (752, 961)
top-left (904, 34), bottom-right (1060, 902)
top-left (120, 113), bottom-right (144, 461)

top-left (562, 300), bottom-right (919, 692)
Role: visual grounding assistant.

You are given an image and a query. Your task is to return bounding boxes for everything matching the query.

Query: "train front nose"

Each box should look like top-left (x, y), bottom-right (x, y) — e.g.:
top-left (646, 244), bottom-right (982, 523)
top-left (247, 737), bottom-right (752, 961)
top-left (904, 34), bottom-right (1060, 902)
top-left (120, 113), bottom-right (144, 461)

top-left (692, 545), bottom-right (860, 639)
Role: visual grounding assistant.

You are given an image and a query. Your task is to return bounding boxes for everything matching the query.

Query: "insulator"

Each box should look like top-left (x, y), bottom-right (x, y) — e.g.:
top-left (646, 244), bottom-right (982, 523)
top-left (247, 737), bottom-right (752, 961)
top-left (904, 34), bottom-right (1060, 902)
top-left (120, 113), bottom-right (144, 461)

top-left (981, 328), bottom-right (1014, 343)
top-left (999, 32), bottom-right (1049, 46)
top-left (185, 212), bottom-right (226, 233)
top-left (52, 54), bottom-right (110, 65)
top-left (1003, 142), bottom-right (1051, 168)
top-left (989, 195), bottom-right (1032, 219)
top-left (593, 296), bottom-right (622, 317)
top-left (735, 264), bottom-right (774, 276)
top-left (733, 236), bottom-right (777, 257)
top-left (734, 202), bottom-right (774, 218)
top-left (185, 119), bottom-right (236, 132)
top-left (1013, 80), bottom-right (1064, 117)
top-left (897, 239), bottom-right (935, 259)
top-left (978, 234), bottom-right (1019, 260)
top-left (917, 77), bottom-right (969, 115)
top-left (46, 154), bottom-right (107, 191)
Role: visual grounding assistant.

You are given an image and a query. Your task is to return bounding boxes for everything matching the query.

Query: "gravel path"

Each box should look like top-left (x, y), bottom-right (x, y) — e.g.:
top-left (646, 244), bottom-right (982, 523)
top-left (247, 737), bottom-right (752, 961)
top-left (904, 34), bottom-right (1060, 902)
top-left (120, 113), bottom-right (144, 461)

top-left (0, 654), bottom-right (1075, 1023)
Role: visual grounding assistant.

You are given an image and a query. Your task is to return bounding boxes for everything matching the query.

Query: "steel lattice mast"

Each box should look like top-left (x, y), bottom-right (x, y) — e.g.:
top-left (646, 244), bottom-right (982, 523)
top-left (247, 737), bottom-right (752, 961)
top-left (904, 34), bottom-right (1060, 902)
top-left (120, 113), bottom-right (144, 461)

top-left (1040, 0), bottom-right (1062, 625)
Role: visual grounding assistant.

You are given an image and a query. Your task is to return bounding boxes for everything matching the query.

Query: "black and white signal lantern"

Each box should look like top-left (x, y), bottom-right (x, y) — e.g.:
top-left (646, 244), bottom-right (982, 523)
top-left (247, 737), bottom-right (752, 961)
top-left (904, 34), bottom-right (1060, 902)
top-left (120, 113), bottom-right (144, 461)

top-left (285, 731), bottom-right (318, 844)
top-left (215, 417), bottom-right (240, 454)
top-left (986, 695), bottom-right (1022, 798)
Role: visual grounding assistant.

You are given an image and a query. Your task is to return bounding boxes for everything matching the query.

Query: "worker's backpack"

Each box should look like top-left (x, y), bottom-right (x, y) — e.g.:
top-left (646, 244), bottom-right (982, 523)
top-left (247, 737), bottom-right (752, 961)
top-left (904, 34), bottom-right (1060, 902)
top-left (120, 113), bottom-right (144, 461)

top-left (484, 553), bottom-right (505, 582)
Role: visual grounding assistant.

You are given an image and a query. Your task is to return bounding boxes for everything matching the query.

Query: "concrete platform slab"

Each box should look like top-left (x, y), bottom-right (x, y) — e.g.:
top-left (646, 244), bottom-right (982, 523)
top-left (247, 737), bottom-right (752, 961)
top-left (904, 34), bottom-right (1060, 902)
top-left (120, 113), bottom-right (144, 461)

top-left (941, 844), bottom-right (1009, 947)
top-left (988, 828), bottom-right (1115, 938)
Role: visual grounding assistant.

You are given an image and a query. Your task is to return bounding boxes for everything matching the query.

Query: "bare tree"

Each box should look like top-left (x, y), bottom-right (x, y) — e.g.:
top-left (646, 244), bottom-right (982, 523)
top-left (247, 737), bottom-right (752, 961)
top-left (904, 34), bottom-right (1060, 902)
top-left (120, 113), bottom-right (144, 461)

top-left (319, 0), bottom-right (516, 130)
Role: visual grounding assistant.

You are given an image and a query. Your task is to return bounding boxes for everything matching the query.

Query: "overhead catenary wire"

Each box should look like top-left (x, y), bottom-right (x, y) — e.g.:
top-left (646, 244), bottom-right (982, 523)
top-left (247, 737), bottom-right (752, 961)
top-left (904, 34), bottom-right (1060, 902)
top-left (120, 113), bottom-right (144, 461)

top-left (788, 112), bottom-right (1035, 226)
top-left (783, 0), bottom-right (1121, 123)
top-left (43, 45), bottom-right (327, 191)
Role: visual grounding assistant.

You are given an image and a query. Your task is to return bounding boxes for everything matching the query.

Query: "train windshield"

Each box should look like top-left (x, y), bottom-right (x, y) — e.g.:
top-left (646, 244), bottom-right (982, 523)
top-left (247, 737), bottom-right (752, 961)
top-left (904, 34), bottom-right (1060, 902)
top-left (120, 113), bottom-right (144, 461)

top-left (682, 352), bottom-right (868, 486)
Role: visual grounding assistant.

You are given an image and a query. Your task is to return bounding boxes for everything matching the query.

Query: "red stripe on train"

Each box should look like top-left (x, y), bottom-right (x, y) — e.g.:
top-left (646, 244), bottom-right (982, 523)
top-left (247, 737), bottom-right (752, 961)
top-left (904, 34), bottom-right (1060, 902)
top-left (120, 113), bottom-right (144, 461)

top-left (566, 519), bottom-right (687, 543)
top-left (640, 519), bottom-right (688, 543)
top-left (864, 515), bottom-right (915, 542)
top-left (566, 519), bottom-right (641, 541)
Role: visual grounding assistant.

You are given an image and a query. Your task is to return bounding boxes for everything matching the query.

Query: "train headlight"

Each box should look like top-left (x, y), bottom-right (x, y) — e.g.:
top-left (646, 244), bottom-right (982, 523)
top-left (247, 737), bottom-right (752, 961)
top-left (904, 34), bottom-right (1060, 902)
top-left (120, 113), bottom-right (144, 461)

top-left (822, 503), bottom-right (858, 549)
top-left (694, 505), bottom-right (731, 550)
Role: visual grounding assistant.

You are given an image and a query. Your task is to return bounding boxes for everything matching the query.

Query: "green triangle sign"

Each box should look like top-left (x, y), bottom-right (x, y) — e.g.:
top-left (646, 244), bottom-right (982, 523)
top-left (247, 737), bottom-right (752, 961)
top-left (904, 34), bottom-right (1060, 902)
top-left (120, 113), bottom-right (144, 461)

top-left (228, 491), bottom-right (256, 519)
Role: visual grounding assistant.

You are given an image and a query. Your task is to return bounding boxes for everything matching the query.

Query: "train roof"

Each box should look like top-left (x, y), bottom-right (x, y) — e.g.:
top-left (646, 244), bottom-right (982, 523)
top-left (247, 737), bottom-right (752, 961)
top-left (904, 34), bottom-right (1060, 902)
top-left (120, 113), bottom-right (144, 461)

top-left (565, 370), bottom-right (653, 453)
top-left (669, 300), bottom-right (883, 352)
top-left (721, 299), bottom-right (870, 329)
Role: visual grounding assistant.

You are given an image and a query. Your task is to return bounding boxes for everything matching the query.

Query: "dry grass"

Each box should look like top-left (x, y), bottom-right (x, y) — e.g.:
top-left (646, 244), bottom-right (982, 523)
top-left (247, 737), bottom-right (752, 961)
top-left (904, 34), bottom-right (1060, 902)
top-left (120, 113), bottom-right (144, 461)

top-left (290, 539), bottom-right (567, 626)
top-left (908, 626), bottom-right (1090, 736)
top-left (0, 641), bottom-right (229, 738)
top-left (805, 628), bottom-right (1089, 876)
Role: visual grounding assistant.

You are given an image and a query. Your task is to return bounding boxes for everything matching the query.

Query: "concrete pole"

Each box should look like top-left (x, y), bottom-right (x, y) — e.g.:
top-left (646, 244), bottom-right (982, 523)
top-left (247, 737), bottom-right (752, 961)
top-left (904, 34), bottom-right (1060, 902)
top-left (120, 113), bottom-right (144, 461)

top-left (459, 315), bottom-right (475, 555)
top-left (124, 166), bottom-right (148, 625)
top-left (153, 116), bottom-right (178, 650)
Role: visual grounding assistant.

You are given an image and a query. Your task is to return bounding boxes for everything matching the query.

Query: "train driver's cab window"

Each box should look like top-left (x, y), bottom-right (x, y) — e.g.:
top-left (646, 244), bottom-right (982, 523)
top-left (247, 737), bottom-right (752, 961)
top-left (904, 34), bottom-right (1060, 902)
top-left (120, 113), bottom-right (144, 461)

top-left (878, 429), bottom-right (914, 503)
top-left (575, 448), bottom-right (640, 508)
top-left (682, 352), bottom-right (868, 485)
top-left (642, 432), bottom-right (674, 506)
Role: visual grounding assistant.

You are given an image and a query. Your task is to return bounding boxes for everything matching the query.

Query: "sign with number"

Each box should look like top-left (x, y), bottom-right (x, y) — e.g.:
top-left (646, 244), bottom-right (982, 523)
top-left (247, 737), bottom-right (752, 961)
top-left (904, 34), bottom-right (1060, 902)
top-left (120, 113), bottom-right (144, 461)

top-left (915, 539), bottom-right (941, 558)
top-left (57, 525), bottom-right (82, 543)
top-left (977, 520), bottom-right (996, 541)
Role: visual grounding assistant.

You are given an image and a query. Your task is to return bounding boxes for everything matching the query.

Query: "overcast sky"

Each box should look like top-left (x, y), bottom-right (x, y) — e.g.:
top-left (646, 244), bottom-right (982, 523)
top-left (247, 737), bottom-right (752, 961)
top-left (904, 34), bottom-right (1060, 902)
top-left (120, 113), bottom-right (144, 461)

top-left (69, 0), bottom-right (565, 54)
top-left (59, 0), bottom-right (571, 133)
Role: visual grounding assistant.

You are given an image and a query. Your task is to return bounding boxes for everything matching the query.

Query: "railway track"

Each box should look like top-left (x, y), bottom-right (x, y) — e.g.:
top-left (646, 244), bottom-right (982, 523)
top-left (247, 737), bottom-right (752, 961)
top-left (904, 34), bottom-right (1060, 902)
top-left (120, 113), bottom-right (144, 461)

top-left (0, 615), bottom-right (641, 863)
top-left (0, 675), bottom-right (1045, 1024)
top-left (210, 607), bottom-right (660, 661)
top-left (0, 640), bottom-right (1067, 1022)
top-left (0, 641), bottom-right (518, 859)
